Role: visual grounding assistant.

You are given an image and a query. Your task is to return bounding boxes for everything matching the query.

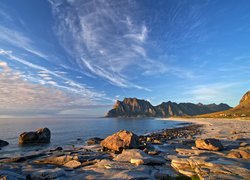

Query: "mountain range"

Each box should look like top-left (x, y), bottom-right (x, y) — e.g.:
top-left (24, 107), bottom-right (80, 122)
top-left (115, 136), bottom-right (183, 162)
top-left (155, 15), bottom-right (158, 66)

top-left (105, 98), bottom-right (231, 117)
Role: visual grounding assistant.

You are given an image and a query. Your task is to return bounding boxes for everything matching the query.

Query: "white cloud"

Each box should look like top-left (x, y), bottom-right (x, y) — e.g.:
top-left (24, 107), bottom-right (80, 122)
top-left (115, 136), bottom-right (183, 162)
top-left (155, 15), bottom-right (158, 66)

top-left (48, 0), bottom-right (165, 91)
top-left (0, 49), bottom-right (108, 102)
top-left (183, 83), bottom-right (239, 105)
top-left (0, 61), bottom-right (110, 115)
top-left (0, 26), bottom-right (47, 59)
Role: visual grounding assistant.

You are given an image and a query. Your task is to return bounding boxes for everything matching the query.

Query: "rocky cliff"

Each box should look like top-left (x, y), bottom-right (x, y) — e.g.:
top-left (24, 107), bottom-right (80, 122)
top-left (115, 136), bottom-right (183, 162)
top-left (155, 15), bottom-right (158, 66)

top-left (106, 98), bottom-right (157, 117)
top-left (105, 98), bottom-right (231, 117)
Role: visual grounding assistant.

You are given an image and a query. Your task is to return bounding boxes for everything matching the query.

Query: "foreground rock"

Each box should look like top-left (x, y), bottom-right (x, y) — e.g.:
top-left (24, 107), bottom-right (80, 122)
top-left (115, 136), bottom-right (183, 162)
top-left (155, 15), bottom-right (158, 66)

top-left (0, 139), bottom-right (9, 147)
top-left (19, 128), bottom-right (51, 145)
top-left (100, 130), bottom-right (139, 152)
top-left (195, 138), bottom-right (223, 151)
top-left (26, 168), bottom-right (66, 180)
top-left (170, 154), bottom-right (250, 179)
top-left (114, 149), bottom-right (166, 165)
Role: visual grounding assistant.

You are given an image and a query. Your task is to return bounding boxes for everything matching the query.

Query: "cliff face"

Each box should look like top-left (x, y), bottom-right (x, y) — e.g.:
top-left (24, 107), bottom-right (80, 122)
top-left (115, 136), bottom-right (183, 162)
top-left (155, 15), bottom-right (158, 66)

top-left (106, 98), bottom-right (157, 117)
top-left (106, 98), bottom-right (231, 117)
top-left (198, 91), bottom-right (250, 118)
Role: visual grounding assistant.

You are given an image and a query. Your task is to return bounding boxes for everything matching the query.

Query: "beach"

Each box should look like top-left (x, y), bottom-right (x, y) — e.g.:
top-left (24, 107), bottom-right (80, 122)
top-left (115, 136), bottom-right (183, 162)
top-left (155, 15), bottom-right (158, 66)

top-left (0, 118), bottom-right (250, 179)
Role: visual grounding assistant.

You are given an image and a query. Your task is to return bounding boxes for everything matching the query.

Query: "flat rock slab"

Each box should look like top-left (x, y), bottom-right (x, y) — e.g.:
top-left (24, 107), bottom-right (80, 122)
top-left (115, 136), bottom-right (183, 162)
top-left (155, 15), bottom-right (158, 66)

top-left (26, 168), bottom-right (66, 180)
top-left (171, 156), bottom-right (250, 179)
top-left (0, 170), bottom-right (25, 180)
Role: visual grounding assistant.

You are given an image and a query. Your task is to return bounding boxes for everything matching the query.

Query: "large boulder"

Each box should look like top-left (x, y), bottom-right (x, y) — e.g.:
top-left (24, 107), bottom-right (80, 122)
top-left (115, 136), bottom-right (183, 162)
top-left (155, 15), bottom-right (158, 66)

top-left (19, 128), bottom-right (51, 145)
top-left (100, 130), bottom-right (139, 152)
top-left (195, 138), bottom-right (223, 151)
top-left (0, 139), bottom-right (9, 147)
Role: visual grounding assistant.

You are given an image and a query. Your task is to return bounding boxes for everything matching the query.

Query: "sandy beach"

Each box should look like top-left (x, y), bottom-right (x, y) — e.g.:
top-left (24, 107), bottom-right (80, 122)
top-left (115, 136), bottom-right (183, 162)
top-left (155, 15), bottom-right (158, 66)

top-left (166, 117), bottom-right (250, 140)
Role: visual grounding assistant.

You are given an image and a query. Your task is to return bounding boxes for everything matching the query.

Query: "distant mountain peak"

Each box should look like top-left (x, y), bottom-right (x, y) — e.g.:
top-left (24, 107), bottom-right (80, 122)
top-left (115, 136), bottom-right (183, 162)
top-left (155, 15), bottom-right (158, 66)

top-left (105, 97), bottom-right (231, 117)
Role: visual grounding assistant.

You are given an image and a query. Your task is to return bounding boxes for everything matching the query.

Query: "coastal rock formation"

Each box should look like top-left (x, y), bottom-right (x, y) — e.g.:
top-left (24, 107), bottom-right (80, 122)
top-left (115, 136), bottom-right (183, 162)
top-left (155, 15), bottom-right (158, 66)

top-left (198, 90), bottom-right (250, 118)
top-left (106, 98), bottom-right (157, 117)
top-left (100, 130), bottom-right (140, 152)
top-left (0, 139), bottom-right (9, 147)
top-left (195, 138), bottom-right (224, 151)
top-left (19, 128), bottom-right (51, 145)
top-left (106, 98), bottom-right (231, 117)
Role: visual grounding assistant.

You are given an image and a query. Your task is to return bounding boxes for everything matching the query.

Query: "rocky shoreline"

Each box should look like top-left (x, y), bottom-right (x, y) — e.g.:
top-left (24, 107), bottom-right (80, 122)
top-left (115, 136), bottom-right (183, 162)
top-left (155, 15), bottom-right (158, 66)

top-left (0, 119), bottom-right (250, 179)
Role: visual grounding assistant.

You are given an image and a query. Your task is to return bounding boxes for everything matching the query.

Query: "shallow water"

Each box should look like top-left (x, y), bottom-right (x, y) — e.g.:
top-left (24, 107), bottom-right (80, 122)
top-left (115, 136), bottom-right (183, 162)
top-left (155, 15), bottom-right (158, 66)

top-left (0, 117), bottom-right (185, 157)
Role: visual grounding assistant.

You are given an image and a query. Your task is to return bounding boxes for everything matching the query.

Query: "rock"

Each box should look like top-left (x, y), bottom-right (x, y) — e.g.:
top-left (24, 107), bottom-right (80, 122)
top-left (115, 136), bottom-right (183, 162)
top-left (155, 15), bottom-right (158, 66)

top-left (100, 130), bottom-right (139, 152)
top-left (63, 160), bottom-right (82, 169)
top-left (49, 147), bottom-right (63, 152)
top-left (0, 170), bottom-right (25, 180)
top-left (114, 149), bottom-right (165, 165)
top-left (148, 150), bottom-right (160, 155)
top-left (19, 128), bottom-right (51, 145)
top-left (86, 137), bottom-right (103, 145)
top-left (34, 155), bottom-right (78, 165)
top-left (230, 130), bottom-right (237, 134)
top-left (153, 139), bottom-right (162, 144)
top-left (0, 140), bottom-right (9, 147)
top-left (195, 138), bottom-right (223, 151)
top-left (227, 150), bottom-right (250, 159)
top-left (26, 168), bottom-right (66, 180)
top-left (114, 149), bottom-right (148, 162)
top-left (240, 142), bottom-right (248, 147)
top-left (130, 157), bottom-right (166, 166)
top-left (0, 153), bottom-right (46, 163)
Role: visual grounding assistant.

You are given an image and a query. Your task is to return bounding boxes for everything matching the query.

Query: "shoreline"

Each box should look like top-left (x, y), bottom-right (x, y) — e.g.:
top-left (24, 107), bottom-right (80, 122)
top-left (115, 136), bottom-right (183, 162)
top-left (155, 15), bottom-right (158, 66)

top-left (0, 118), bottom-right (250, 179)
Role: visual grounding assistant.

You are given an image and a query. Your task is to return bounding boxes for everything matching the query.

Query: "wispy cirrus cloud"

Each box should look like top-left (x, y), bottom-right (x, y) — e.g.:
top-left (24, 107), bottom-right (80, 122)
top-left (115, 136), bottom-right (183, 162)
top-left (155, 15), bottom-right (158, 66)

top-left (48, 0), bottom-right (167, 91)
top-left (0, 25), bottom-right (48, 59)
top-left (0, 49), bottom-right (108, 102)
top-left (183, 83), bottom-right (240, 106)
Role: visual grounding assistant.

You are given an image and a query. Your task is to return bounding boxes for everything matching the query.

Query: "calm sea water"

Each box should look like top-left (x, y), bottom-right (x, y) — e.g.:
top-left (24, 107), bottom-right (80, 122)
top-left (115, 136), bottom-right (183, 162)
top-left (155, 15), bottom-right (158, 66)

top-left (0, 117), bottom-right (186, 157)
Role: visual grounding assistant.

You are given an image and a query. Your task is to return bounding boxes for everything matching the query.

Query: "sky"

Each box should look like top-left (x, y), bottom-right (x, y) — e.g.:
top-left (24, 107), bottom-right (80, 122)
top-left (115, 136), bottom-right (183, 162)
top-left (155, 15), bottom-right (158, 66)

top-left (0, 0), bottom-right (250, 117)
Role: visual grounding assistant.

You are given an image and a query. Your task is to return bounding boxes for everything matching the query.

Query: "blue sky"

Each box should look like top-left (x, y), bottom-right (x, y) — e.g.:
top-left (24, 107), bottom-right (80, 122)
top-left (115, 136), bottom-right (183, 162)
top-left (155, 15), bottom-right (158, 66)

top-left (0, 0), bottom-right (250, 116)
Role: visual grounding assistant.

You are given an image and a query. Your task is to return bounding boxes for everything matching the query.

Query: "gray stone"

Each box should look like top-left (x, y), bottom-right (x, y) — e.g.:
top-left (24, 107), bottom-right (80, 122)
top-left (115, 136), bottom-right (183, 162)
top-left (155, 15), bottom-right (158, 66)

top-left (27, 168), bottom-right (66, 180)
top-left (19, 128), bottom-right (51, 145)
top-left (0, 171), bottom-right (25, 180)
top-left (0, 140), bottom-right (9, 147)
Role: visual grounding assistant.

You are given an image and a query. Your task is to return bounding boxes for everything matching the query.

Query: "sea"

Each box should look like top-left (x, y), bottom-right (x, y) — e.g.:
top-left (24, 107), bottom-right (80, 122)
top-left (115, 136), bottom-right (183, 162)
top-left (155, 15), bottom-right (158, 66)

top-left (0, 117), bottom-right (187, 157)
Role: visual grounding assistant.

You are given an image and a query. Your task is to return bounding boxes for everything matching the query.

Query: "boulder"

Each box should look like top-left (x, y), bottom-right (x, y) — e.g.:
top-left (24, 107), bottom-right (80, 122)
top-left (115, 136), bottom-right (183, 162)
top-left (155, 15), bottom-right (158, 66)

top-left (100, 130), bottom-right (139, 152)
top-left (19, 128), bottom-right (51, 145)
top-left (195, 138), bottom-right (223, 151)
top-left (0, 140), bottom-right (9, 147)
